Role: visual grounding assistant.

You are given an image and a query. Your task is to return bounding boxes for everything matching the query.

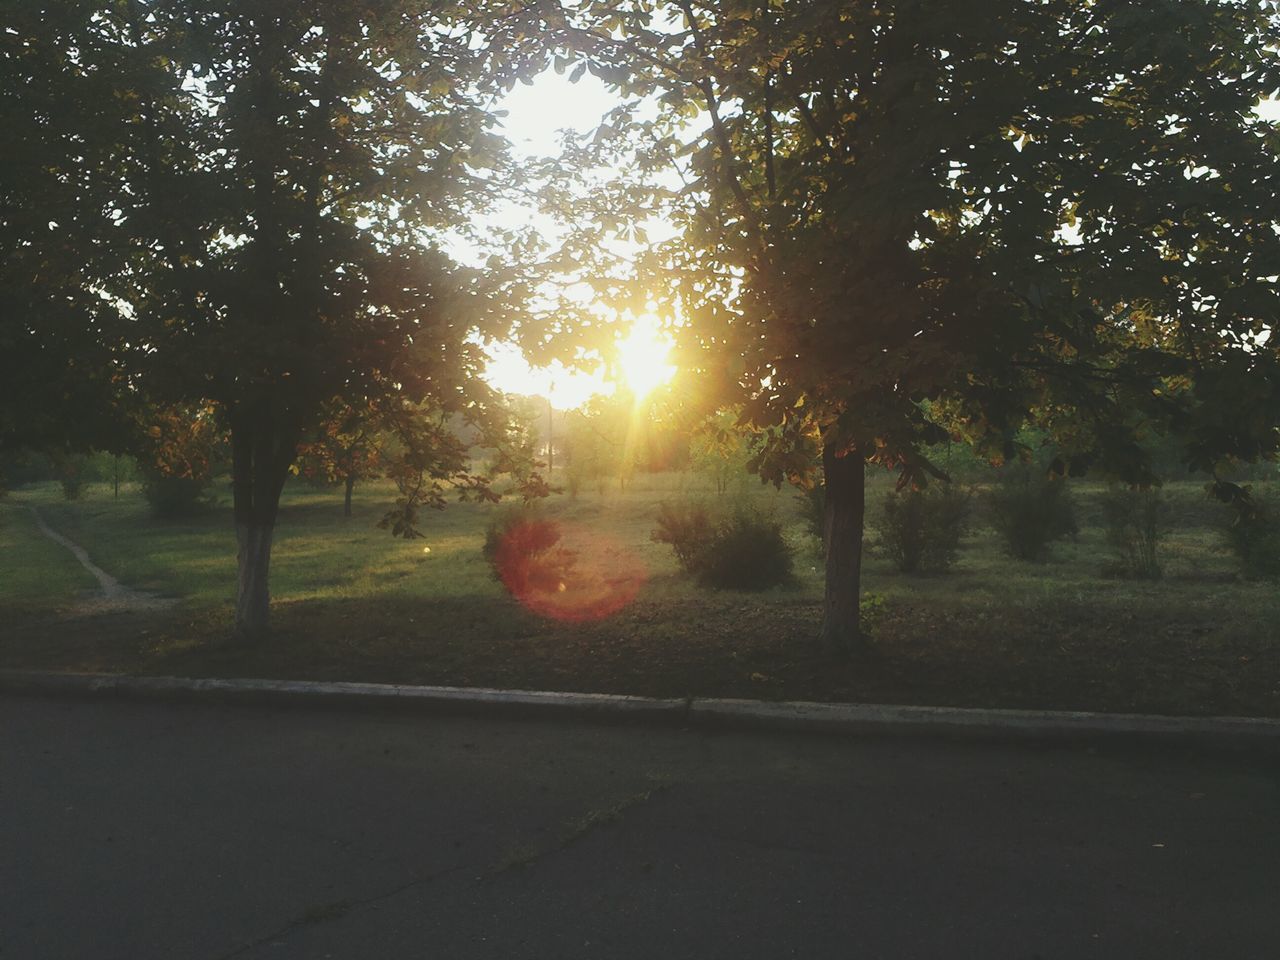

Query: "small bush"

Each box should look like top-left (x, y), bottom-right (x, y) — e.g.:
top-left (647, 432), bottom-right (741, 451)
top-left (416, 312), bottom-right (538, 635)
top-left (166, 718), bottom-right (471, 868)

top-left (698, 510), bottom-right (794, 590)
top-left (51, 452), bottom-right (86, 500)
top-left (59, 473), bottom-right (84, 500)
top-left (1224, 489), bottom-right (1280, 580)
top-left (859, 591), bottom-right (887, 636)
top-left (872, 483), bottom-right (970, 573)
top-left (142, 473), bottom-right (211, 518)
top-left (651, 499), bottom-right (716, 573)
top-left (653, 501), bottom-right (794, 591)
top-left (1101, 486), bottom-right (1167, 579)
top-left (988, 465), bottom-right (1077, 561)
top-left (483, 507), bottom-right (573, 596)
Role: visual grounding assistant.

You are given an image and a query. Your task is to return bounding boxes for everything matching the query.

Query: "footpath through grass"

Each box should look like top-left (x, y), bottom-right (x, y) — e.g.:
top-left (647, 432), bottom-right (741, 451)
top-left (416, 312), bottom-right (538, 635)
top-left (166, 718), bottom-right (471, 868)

top-left (2, 474), bottom-right (1278, 718)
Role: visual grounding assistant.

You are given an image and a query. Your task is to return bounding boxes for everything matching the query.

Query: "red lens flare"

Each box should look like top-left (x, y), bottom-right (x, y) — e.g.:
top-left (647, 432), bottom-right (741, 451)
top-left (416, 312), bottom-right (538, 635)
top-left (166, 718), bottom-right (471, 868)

top-left (492, 520), bottom-right (645, 623)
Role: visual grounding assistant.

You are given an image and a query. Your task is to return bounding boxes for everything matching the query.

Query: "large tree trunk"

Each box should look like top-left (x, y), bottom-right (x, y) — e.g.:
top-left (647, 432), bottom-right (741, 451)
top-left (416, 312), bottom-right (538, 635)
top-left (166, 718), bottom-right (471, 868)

top-left (820, 441), bottom-right (866, 653)
top-left (230, 405), bottom-right (297, 641)
top-left (235, 520), bottom-right (274, 636)
top-left (343, 475), bottom-right (354, 517)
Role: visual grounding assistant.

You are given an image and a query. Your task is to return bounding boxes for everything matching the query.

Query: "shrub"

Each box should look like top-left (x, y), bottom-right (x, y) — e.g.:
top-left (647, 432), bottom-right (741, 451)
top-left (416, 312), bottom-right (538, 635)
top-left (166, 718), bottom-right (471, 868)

top-left (1224, 489), bottom-right (1280, 580)
top-left (50, 452), bottom-right (86, 500)
top-left (651, 499), bottom-right (716, 573)
top-left (141, 473), bottom-right (212, 518)
top-left (653, 501), bottom-right (793, 590)
top-left (698, 509), bottom-right (794, 590)
top-left (988, 464), bottom-right (1077, 561)
top-left (483, 507), bottom-right (573, 596)
top-left (1101, 486), bottom-right (1167, 579)
top-left (859, 591), bottom-right (887, 636)
top-left (59, 472), bottom-right (84, 500)
top-left (872, 483), bottom-right (970, 573)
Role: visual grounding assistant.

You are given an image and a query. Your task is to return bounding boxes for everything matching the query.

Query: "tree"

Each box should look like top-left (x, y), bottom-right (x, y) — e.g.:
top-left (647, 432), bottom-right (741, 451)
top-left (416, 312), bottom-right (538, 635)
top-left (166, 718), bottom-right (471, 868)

top-left (689, 409), bottom-right (753, 495)
top-left (136, 403), bottom-right (226, 517)
top-left (6, 1), bottom-right (553, 637)
top-left (565, 393), bottom-right (633, 495)
top-left (544, 0), bottom-right (1280, 650)
top-left (0, 4), bottom-right (137, 460)
top-left (295, 402), bottom-right (385, 518)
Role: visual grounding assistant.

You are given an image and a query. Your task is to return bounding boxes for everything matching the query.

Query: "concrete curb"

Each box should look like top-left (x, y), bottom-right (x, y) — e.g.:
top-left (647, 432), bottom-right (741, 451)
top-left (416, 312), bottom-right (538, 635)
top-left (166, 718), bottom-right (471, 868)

top-left (3, 669), bottom-right (1279, 742)
top-left (0, 671), bottom-right (687, 722)
top-left (686, 697), bottom-right (1280, 741)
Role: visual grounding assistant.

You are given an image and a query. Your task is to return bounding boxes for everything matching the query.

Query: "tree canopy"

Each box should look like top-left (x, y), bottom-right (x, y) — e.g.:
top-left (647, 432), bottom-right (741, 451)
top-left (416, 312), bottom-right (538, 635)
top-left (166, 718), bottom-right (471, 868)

top-left (3, 0), bottom-right (555, 636)
top-left (5, 0), bottom-right (1279, 647)
top-left (535, 0), bottom-right (1280, 646)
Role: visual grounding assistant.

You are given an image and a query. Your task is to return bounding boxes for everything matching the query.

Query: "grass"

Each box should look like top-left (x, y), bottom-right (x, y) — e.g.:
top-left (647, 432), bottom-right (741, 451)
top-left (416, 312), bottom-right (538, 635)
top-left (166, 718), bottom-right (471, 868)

top-left (2, 471), bottom-right (1278, 718)
top-left (0, 500), bottom-right (98, 607)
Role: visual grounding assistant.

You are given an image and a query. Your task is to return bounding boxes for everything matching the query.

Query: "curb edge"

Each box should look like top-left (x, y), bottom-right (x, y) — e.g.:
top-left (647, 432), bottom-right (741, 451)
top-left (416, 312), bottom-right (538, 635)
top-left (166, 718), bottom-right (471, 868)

top-left (2, 669), bottom-right (1278, 741)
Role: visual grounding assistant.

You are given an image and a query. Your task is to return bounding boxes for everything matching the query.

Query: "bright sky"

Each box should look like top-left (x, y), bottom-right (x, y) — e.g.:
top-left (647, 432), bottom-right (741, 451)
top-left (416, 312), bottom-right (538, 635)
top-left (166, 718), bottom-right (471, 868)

top-left (480, 69), bottom-right (657, 408)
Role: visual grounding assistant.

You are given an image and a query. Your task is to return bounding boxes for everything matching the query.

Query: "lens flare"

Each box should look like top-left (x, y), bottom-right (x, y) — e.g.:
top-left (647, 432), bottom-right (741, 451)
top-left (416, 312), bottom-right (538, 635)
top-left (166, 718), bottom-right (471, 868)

top-left (492, 520), bottom-right (645, 622)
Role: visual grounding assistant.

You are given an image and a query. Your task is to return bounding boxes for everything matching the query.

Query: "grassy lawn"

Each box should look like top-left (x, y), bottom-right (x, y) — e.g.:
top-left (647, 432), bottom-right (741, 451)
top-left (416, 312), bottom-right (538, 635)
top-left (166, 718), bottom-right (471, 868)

top-left (2, 472), bottom-right (1278, 718)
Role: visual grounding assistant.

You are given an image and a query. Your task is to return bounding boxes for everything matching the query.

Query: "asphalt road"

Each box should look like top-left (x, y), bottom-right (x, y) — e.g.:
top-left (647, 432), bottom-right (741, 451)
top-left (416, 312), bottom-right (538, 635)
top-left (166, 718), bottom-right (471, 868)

top-left (2, 695), bottom-right (1278, 959)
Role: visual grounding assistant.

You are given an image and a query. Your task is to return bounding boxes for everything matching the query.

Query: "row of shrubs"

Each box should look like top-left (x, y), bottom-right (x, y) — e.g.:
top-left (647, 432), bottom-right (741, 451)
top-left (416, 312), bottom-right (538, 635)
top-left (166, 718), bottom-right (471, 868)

top-left (643, 468), bottom-right (1280, 591)
top-left (869, 469), bottom-right (1280, 581)
top-left (481, 500), bottom-right (796, 594)
top-left (5, 450), bottom-right (216, 519)
top-left (486, 473), bottom-right (1280, 593)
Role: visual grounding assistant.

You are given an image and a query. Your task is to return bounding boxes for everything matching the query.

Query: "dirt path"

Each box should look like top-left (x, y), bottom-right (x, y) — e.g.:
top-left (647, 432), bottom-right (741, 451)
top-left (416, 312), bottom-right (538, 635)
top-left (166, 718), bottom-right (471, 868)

top-left (26, 506), bottom-right (176, 615)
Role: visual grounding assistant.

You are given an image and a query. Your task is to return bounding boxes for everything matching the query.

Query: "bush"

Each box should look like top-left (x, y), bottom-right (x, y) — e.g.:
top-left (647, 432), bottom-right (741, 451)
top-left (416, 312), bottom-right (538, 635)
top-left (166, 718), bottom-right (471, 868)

top-left (988, 464), bottom-right (1077, 561)
top-left (483, 507), bottom-right (573, 596)
top-left (1224, 489), bottom-right (1280, 580)
top-left (141, 473), bottom-right (212, 518)
top-left (859, 591), bottom-right (888, 636)
top-left (872, 483), bottom-right (970, 573)
top-left (653, 500), bottom-right (793, 591)
top-left (698, 510), bottom-right (794, 590)
top-left (651, 499), bottom-right (716, 573)
top-left (50, 452), bottom-right (87, 500)
top-left (59, 472), bottom-right (84, 501)
top-left (1101, 486), bottom-right (1167, 579)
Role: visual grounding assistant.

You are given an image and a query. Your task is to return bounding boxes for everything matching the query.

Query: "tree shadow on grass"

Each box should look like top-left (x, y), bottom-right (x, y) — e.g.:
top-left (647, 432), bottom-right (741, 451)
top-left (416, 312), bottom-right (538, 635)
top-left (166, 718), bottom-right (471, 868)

top-left (3, 591), bottom-right (1279, 718)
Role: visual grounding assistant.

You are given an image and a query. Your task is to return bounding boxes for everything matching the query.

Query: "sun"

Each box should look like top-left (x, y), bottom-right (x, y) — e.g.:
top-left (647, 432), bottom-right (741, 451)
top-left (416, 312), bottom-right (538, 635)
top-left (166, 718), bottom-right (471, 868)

top-left (616, 315), bottom-right (676, 400)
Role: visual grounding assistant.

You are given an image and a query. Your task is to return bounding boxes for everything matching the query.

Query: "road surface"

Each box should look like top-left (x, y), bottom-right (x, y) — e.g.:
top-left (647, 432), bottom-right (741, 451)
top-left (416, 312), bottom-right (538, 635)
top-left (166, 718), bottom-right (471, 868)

top-left (2, 695), bottom-right (1277, 959)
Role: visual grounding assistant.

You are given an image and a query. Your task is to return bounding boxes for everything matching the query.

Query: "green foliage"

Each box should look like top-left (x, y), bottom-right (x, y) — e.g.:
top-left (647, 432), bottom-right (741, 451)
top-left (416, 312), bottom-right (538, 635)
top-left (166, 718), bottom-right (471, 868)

top-left (565, 398), bottom-right (630, 496)
top-left (689, 411), bottom-right (753, 495)
top-left (651, 499), bottom-right (717, 573)
top-left (49, 453), bottom-right (86, 501)
top-left (59, 473), bottom-right (84, 502)
top-left (0, 450), bottom-right (54, 489)
top-left (141, 474), bottom-right (213, 519)
top-left (653, 500), bottom-right (793, 591)
top-left (548, 1), bottom-right (1280, 486)
top-left (1101, 487), bottom-right (1167, 579)
top-left (697, 510), bottom-right (794, 592)
top-left (873, 484), bottom-right (971, 574)
top-left (1223, 488), bottom-right (1280, 580)
top-left (295, 403), bottom-right (384, 503)
top-left (988, 465), bottom-right (1078, 562)
top-left (5, 1), bottom-right (559, 631)
top-left (544, 0), bottom-right (1280, 640)
top-left (859, 592), bottom-right (888, 637)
